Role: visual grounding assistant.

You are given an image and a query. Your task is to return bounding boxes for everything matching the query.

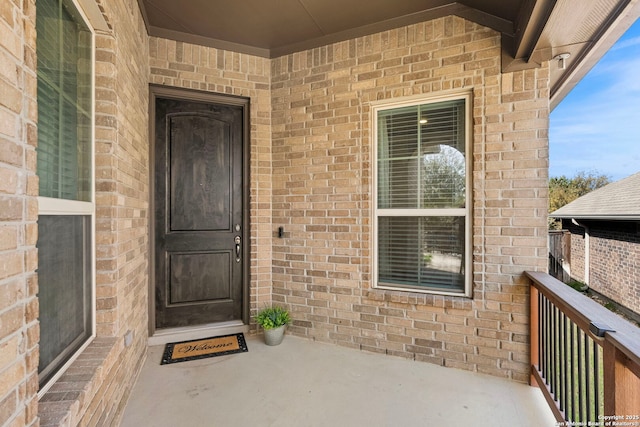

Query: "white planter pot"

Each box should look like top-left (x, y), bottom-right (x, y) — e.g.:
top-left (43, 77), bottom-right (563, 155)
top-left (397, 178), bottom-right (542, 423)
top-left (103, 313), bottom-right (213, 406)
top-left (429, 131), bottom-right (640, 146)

top-left (263, 325), bottom-right (286, 346)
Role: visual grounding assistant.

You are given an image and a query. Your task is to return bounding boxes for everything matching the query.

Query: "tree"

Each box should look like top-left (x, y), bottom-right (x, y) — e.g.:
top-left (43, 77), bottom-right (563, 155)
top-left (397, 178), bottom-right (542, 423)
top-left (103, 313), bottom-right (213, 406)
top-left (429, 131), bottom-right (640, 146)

top-left (421, 144), bottom-right (466, 208)
top-left (548, 171), bottom-right (611, 228)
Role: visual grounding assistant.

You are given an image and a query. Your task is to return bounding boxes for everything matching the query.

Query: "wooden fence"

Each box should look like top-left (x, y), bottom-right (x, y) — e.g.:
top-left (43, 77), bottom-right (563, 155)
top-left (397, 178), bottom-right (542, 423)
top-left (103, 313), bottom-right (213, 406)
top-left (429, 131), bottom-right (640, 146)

top-left (548, 230), bottom-right (570, 283)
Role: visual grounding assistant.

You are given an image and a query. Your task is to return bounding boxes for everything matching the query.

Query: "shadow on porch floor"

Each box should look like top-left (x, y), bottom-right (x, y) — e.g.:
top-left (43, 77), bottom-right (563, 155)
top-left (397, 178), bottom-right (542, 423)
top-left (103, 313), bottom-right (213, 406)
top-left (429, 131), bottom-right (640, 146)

top-left (120, 335), bottom-right (556, 427)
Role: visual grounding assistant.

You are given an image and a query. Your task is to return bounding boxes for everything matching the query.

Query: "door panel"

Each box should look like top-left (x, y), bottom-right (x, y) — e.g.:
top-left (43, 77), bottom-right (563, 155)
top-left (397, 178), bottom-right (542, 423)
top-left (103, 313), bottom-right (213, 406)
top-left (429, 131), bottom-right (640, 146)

top-left (169, 114), bottom-right (231, 231)
top-left (169, 252), bottom-right (231, 304)
top-left (154, 96), bottom-right (245, 329)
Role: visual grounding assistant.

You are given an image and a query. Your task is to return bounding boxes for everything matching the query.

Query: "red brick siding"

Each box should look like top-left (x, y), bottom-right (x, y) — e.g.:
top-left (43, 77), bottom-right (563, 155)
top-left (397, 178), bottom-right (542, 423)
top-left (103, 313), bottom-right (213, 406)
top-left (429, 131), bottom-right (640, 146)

top-left (566, 221), bottom-right (586, 283)
top-left (589, 223), bottom-right (640, 315)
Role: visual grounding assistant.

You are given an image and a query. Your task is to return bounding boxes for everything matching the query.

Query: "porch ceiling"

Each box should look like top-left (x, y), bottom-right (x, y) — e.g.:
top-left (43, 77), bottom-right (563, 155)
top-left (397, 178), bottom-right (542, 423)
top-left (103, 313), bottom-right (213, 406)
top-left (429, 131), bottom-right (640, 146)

top-left (137, 0), bottom-right (640, 108)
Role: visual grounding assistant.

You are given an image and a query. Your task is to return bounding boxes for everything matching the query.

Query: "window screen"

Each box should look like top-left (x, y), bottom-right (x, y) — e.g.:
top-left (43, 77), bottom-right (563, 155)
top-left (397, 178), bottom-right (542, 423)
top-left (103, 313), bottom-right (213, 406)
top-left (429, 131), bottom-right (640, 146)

top-left (37, 215), bottom-right (92, 385)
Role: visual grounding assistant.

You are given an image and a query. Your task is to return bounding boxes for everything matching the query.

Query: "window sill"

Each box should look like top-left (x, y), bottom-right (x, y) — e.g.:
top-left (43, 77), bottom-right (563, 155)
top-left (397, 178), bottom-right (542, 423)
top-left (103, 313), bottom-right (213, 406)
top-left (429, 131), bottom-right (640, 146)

top-left (38, 337), bottom-right (119, 427)
top-left (366, 288), bottom-right (473, 309)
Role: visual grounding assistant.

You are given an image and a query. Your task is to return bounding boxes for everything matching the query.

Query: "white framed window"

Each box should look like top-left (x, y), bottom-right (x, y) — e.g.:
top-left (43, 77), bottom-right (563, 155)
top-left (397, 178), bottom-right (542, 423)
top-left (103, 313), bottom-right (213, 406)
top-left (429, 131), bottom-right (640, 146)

top-left (36, 0), bottom-right (96, 391)
top-left (372, 92), bottom-right (472, 296)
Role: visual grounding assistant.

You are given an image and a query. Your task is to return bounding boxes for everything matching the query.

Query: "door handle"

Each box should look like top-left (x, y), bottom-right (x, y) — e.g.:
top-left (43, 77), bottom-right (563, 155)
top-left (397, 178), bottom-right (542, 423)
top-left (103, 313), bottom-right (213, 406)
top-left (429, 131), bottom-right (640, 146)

top-left (235, 236), bottom-right (241, 263)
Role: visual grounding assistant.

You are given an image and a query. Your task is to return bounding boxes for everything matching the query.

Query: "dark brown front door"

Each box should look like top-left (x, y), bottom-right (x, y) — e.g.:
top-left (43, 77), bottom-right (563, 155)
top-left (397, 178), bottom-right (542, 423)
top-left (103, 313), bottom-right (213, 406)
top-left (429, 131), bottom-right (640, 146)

top-left (153, 89), bottom-right (247, 329)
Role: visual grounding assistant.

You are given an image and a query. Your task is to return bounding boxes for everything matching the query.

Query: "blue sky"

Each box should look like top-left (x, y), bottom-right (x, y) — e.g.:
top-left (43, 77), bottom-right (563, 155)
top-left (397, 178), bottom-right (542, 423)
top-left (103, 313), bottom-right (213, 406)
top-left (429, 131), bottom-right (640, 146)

top-left (549, 19), bottom-right (640, 181)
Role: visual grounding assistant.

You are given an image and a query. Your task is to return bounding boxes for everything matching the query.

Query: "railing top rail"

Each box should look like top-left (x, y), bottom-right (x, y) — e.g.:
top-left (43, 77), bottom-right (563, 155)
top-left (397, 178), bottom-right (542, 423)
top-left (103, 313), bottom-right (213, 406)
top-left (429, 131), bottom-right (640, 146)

top-left (526, 271), bottom-right (640, 369)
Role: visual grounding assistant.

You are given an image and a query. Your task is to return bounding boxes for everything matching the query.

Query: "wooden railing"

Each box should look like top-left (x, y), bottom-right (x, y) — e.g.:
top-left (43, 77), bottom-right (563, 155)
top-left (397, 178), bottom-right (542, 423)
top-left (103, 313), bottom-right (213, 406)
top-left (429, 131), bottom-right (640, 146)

top-left (526, 271), bottom-right (640, 424)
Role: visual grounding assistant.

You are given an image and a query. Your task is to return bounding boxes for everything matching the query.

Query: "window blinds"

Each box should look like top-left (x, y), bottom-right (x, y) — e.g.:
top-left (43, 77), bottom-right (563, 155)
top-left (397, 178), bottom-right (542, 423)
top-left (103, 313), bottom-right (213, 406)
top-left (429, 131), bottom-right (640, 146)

top-left (377, 100), bottom-right (466, 209)
top-left (376, 98), bottom-right (467, 292)
top-left (37, 0), bottom-right (92, 201)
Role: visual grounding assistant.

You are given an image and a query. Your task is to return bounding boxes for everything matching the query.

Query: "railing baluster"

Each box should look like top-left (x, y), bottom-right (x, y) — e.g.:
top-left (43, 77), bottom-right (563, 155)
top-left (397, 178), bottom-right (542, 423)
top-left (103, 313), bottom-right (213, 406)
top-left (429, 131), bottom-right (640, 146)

top-left (546, 296), bottom-right (551, 385)
top-left (538, 295), bottom-right (608, 423)
top-left (577, 327), bottom-right (583, 422)
top-left (526, 271), bottom-right (640, 426)
top-left (568, 318), bottom-right (572, 419)
top-left (585, 333), bottom-right (592, 422)
top-left (593, 341), bottom-right (600, 418)
top-left (570, 321), bottom-right (575, 422)
top-left (551, 304), bottom-right (557, 398)
top-left (552, 305), bottom-right (562, 409)
top-left (594, 340), bottom-right (601, 421)
top-left (559, 311), bottom-right (565, 414)
top-left (538, 290), bottom-right (543, 373)
top-left (562, 313), bottom-right (568, 416)
top-left (543, 296), bottom-right (550, 385)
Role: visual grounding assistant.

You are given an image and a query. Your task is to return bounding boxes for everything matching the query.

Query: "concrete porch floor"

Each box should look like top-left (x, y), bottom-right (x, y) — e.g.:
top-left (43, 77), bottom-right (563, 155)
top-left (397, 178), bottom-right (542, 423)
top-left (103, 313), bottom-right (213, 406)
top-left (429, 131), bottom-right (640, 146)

top-left (120, 335), bottom-right (557, 427)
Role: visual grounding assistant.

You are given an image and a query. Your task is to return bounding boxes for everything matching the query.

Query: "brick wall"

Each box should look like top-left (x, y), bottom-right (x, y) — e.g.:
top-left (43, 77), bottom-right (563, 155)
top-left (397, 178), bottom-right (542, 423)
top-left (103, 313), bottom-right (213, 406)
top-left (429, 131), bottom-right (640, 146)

top-left (145, 14), bottom-right (550, 384)
top-left (2, 8), bottom-right (553, 427)
top-left (563, 219), bottom-right (639, 314)
top-left (148, 38), bottom-right (274, 316)
top-left (565, 220), bottom-right (586, 283)
top-left (0, 0), bottom-right (39, 425)
top-left (270, 16), bottom-right (549, 382)
top-left (90, 0), bottom-right (150, 424)
top-left (588, 222), bottom-right (640, 315)
top-left (35, 0), bottom-right (151, 426)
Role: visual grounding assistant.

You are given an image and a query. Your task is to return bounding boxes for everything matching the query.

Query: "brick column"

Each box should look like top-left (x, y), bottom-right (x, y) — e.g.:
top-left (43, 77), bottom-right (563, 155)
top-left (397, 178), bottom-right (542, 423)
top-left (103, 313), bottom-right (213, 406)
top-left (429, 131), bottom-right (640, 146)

top-left (0, 0), bottom-right (39, 425)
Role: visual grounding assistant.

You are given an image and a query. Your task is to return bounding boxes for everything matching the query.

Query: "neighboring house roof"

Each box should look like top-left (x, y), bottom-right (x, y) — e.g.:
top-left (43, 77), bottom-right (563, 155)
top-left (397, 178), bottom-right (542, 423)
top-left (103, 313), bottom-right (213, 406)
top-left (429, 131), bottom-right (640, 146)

top-left (136, 0), bottom-right (640, 109)
top-left (551, 172), bottom-right (640, 220)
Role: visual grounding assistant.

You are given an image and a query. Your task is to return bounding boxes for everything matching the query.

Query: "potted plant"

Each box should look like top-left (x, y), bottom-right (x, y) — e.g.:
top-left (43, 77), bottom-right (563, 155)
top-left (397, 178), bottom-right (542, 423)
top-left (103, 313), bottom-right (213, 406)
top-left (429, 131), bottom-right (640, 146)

top-left (254, 306), bottom-right (291, 346)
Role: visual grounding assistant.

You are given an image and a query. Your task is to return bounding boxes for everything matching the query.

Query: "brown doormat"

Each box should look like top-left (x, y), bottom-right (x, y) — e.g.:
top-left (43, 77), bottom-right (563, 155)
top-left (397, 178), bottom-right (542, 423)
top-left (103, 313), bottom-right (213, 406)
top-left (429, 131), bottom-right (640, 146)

top-left (160, 333), bottom-right (248, 365)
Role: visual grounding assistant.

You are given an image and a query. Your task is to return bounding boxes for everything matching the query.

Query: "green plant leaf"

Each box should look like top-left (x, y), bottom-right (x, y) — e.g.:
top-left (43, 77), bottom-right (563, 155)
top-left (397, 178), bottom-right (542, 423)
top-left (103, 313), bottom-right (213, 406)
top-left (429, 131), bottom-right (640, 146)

top-left (254, 306), bottom-right (291, 330)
